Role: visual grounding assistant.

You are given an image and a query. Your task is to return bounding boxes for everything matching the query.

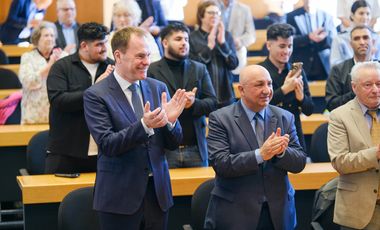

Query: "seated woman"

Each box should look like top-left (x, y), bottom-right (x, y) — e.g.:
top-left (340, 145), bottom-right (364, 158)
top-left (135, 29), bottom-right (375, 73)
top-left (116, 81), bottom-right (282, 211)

top-left (107, 0), bottom-right (161, 62)
top-left (330, 0), bottom-right (380, 66)
top-left (19, 21), bottom-right (66, 124)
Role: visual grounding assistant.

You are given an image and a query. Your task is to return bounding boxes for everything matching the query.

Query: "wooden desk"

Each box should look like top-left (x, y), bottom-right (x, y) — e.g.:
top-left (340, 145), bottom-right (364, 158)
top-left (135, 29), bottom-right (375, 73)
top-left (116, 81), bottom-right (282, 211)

top-left (247, 30), bottom-right (267, 52)
top-left (309, 80), bottom-right (326, 97)
top-left (0, 64), bottom-right (20, 74)
top-left (0, 124), bottom-right (49, 147)
top-left (247, 56), bottom-right (266, 66)
top-left (233, 81), bottom-right (326, 99)
top-left (17, 163), bottom-right (336, 205)
top-left (301, 114), bottom-right (328, 135)
top-left (2, 45), bottom-right (33, 57)
top-left (0, 88), bottom-right (20, 99)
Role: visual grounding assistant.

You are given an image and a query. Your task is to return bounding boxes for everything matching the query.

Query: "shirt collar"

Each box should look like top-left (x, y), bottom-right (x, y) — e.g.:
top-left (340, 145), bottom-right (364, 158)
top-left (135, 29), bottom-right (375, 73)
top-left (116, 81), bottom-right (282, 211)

top-left (114, 70), bottom-right (140, 92)
top-left (356, 98), bottom-right (380, 115)
top-left (240, 100), bottom-right (265, 121)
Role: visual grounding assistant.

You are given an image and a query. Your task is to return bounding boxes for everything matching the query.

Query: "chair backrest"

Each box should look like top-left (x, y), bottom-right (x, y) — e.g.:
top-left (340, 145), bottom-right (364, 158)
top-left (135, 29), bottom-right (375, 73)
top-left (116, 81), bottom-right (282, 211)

top-left (309, 123), bottom-right (330, 162)
top-left (26, 130), bottom-right (49, 174)
top-left (191, 178), bottom-right (215, 230)
top-left (58, 186), bottom-right (100, 230)
top-left (0, 68), bottom-right (21, 89)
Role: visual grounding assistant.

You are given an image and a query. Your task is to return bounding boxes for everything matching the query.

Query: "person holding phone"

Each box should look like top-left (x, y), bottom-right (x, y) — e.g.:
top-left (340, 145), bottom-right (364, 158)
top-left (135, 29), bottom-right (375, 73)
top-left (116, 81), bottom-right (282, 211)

top-left (259, 23), bottom-right (314, 151)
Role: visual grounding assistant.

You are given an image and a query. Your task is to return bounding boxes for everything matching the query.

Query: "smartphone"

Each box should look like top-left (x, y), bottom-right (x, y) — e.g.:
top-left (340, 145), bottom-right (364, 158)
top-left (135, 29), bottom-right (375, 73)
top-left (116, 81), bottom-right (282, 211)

top-left (289, 62), bottom-right (303, 77)
top-left (54, 173), bottom-right (80, 178)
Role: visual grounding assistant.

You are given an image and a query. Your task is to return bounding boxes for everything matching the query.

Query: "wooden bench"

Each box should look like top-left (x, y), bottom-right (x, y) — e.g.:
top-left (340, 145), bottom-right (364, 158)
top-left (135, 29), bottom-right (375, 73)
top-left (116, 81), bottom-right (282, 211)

top-left (2, 45), bottom-right (33, 58)
top-left (0, 124), bottom-right (49, 147)
top-left (0, 88), bottom-right (20, 99)
top-left (247, 56), bottom-right (266, 66)
top-left (233, 80), bottom-right (326, 98)
top-left (0, 64), bottom-right (20, 74)
top-left (17, 163), bottom-right (337, 204)
top-left (308, 80), bottom-right (326, 97)
top-left (247, 30), bottom-right (267, 52)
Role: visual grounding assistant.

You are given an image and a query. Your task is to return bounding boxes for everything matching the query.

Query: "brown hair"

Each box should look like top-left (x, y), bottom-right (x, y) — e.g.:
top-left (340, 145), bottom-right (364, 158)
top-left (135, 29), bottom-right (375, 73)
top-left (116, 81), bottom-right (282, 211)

top-left (111, 26), bottom-right (147, 54)
top-left (196, 0), bottom-right (219, 27)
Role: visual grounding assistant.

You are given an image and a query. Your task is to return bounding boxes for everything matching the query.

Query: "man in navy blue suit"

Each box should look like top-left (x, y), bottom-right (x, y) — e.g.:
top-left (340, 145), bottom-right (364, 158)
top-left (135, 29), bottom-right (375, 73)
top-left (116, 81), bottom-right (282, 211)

top-left (204, 65), bottom-right (307, 230)
top-left (83, 27), bottom-right (187, 230)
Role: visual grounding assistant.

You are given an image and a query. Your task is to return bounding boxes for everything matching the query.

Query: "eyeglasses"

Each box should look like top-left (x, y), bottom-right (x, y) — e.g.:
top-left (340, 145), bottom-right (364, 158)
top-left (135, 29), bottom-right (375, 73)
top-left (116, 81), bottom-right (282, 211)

top-left (205, 11), bottom-right (221, 16)
top-left (360, 82), bottom-right (380, 90)
top-left (59, 7), bottom-right (75, 12)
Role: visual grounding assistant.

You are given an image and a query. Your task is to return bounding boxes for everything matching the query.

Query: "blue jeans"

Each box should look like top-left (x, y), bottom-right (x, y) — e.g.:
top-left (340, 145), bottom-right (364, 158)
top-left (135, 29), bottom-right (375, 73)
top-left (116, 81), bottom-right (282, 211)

top-left (165, 145), bottom-right (207, 169)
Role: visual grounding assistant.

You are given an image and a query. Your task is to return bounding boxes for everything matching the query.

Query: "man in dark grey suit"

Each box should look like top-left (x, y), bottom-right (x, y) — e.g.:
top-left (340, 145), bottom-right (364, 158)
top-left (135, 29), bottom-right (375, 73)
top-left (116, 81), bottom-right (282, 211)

top-left (326, 25), bottom-right (374, 112)
top-left (205, 65), bottom-right (307, 230)
top-left (148, 22), bottom-right (217, 168)
top-left (54, 0), bottom-right (79, 54)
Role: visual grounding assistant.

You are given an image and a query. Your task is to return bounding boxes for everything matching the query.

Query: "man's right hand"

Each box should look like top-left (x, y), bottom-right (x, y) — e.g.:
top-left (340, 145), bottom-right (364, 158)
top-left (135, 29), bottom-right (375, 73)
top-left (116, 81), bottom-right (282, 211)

top-left (142, 102), bottom-right (168, 129)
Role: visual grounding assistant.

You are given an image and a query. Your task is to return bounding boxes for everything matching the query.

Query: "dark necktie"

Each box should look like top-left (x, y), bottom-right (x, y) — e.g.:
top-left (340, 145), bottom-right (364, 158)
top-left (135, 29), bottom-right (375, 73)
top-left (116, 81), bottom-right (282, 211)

top-left (254, 113), bottom-right (264, 147)
top-left (129, 83), bottom-right (144, 119)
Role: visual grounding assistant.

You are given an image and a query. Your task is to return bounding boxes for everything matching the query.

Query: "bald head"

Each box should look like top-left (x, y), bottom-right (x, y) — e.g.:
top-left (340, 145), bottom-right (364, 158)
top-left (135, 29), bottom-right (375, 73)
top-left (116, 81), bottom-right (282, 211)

top-left (238, 65), bottom-right (273, 112)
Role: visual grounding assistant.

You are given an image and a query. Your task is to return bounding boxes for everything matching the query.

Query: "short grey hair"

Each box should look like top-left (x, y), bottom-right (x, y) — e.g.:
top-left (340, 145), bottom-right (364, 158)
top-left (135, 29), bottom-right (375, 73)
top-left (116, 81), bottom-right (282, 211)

top-left (30, 21), bottom-right (57, 46)
top-left (112, 0), bottom-right (142, 28)
top-left (56, 0), bottom-right (76, 9)
top-left (351, 61), bottom-right (380, 82)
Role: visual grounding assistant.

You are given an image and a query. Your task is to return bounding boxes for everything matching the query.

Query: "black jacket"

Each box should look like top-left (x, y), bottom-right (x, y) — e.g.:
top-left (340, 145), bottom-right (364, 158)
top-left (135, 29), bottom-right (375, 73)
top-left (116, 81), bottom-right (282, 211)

top-left (325, 58), bottom-right (355, 112)
top-left (47, 52), bottom-right (114, 158)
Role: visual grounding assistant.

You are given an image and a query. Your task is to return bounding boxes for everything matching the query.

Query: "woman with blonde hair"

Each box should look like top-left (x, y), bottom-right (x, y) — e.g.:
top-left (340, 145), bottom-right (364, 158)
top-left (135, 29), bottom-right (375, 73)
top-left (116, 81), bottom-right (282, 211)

top-left (19, 21), bottom-right (66, 124)
top-left (107, 0), bottom-right (161, 62)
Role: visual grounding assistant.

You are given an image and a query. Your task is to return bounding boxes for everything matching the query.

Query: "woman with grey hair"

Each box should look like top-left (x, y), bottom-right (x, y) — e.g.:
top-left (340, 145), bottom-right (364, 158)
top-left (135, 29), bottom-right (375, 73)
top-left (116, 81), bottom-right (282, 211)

top-left (19, 21), bottom-right (67, 124)
top-left (107, 0), bottom-right (161, 62)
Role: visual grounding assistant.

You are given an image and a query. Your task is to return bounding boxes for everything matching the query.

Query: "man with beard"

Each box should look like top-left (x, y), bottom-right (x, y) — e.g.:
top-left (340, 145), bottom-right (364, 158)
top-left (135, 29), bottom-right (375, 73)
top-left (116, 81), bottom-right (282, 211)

top-left (46, 22), bottom-right (114, 173)
top-left (148, 22), bottom-right (217, 168)
top-left (326, 25), bottom-right (375, 112)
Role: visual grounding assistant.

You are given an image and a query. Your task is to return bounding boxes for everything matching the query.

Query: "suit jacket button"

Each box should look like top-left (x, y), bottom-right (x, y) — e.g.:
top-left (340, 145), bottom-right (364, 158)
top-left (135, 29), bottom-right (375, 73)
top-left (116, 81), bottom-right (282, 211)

top-left (374, 189), bottom-right (378, 194)
top-left (376, 169), bottom-right (379, 173)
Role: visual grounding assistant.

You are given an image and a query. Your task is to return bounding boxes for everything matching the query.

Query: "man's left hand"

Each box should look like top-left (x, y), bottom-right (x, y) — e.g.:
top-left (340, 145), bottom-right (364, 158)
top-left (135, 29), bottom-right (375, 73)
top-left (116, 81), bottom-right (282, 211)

top-left (162, 89), bottom-right (187, 123)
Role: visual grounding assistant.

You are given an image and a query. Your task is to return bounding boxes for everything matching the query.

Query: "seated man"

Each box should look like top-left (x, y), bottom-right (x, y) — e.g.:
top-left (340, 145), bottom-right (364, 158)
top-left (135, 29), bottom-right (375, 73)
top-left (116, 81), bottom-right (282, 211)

top-left (326, 25), bottom-right (374, 112)
top-left (328, 61), bottom-right (380, 229)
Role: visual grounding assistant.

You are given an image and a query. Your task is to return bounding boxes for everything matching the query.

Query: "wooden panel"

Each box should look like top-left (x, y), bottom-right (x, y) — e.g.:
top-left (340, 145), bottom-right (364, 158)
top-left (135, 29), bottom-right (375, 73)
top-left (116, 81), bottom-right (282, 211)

top-left (300, 114), bottom-right (328, 135)
top-left (0, 0), bottom-right (103, 29)
top-left (0, 64), bottom-right (20, 74)
top-left (183, 0), bottom-right (201, 26)
top-left (17, 163), bottom-right (337, 204)
top-left (0, 124), bottom-right (49, 147)
top-left (233, 80), bottom-right (326, 99)
top-left (246, 56), bottom-right (266, 66)
top-left (239, 0), bottom-right (269, 19)
top-left (0, 89), bottom-right (21, 99)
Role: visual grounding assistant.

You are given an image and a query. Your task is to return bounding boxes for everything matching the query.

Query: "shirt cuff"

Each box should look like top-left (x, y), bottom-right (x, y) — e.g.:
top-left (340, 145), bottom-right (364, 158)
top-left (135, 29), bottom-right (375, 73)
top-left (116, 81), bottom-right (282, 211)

top-left (277, 151), bottom-right (286, 158)
top-left (167, 120), bottom-right (176, 131)
top-left (141, 118), bottom-right (154, 137)
top-left (255, 149), bottom-right (264, 164)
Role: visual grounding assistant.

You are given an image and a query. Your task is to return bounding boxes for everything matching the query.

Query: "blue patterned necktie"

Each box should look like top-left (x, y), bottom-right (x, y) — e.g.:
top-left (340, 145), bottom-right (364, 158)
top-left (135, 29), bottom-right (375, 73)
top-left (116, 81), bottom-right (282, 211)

top-left (128, 83), bottom-right (144, 119)
top-left (254, 113), bottom-right (264, 147)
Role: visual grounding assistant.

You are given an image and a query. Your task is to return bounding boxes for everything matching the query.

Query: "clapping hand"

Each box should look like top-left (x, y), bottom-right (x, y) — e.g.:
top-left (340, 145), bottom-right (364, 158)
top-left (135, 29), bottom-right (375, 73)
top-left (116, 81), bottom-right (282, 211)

top-left (260, 128), bottom-right (289, 160)
top-left (162, 89), bottom-right (187, 123)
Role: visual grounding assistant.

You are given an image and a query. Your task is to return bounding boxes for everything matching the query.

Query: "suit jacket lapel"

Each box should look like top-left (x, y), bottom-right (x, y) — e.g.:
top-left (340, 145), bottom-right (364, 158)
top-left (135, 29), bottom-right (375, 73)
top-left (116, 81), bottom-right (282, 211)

top-left (108, 74), bottom-right (136, 123)
top-left (294, 9), bottom-right (308, 35)
top-left (234, 101), bottom-right (259, 150)
top-left (140, 80), bottom-right (154, 109)
top-left (157, 59), bottom-right (177, 91)
top-left (264, 107), bottom-right (278, 140)
top-left (183, 59), bottom-right (191, 89)
top-left (351, 98), bottom-right (372, 147)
